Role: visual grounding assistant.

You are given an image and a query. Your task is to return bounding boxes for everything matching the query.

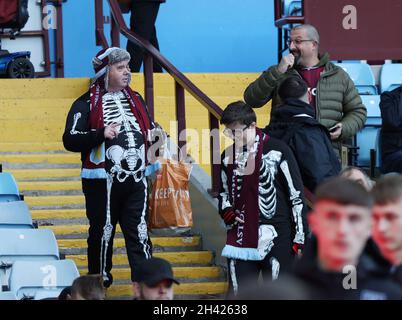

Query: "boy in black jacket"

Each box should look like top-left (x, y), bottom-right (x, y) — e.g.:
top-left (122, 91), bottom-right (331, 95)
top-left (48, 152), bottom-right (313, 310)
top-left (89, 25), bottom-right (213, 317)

top-left (217, 101), bottom-right (307, 297)
top-left (265, 76), bottom-right (340, 192)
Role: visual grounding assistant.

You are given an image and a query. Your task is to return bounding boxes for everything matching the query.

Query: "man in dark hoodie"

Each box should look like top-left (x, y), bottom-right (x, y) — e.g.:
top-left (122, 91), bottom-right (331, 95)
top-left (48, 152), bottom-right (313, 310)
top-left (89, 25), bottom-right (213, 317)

top-left (244, 24), bottom-right (367, 158)
top-left (379, 85), bottom-right (402, 173)
top-left (372, 175), bottom-right (402, 288)
top-left (265, 76), bottom-right (340, 192)
top-left (293, 177), bottom-right (402, 299)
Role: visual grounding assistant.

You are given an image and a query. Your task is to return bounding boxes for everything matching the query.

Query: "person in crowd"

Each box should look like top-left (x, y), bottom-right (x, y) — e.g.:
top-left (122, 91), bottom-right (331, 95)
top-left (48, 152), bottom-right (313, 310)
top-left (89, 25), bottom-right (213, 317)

top-left (244, 24), bottom-right (367, 159)
top-left (126, 0), bottom-right (165, 72)
top-left (340, 166), bottom-right (374, 191)
top-left (218, 101), bottom-right (307, 298)
top-left (379, 85), bottom-right (402, 173)
top-left (59, 275), bottom-right (105, 300)
top-left (63, 47), bottom-right (158, 288)
top-left (132, 257), bottom-right (179, 300)
top-left (372, 174), bottom-right (402, 287)
top-left (294, 177), bottom-right (402, 299)
top-left (266, 76), bottom-right (340, 192)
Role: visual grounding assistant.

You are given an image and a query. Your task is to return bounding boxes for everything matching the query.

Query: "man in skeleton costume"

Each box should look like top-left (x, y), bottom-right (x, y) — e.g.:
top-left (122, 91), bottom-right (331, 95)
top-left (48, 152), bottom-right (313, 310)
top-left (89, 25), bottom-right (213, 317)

top-left (63, 47), bottom-right (155, 287)
top-left (218, 101), bottom-right (307, 297)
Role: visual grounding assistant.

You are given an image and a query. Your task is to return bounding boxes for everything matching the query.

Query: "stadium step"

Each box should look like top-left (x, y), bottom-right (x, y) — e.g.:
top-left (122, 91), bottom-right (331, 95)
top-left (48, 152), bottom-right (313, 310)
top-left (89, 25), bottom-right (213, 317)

top-left (68, 252), bottom-right (214, 267)
top-left (57, 236), bottom-right (202, 250)
top-left (0, 75), bottom-right (276, 299)
top-left (79, 266), bottom-right (223, 281)
top-left (7, 168), bottom-right (80, 180)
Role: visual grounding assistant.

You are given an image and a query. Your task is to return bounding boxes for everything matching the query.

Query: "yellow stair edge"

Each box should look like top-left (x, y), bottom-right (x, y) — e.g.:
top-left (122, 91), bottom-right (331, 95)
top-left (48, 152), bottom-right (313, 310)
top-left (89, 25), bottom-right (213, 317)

top-left (25, 195), bottom-right (85, 207)
top-left (9, 169), bottom-right (81, 180)
top-left (41, 224), bottom-right (119, 235)
top-left (79, 266), bottom-right (221, 280)
top-left (68, 252), bottom-right (213, 267)
top-left (58, 236), bottom-right (200, 249)
top-left (107, 282), bottom-right (228, 297)
top-left (0, 153), bottom-right (80, 164)
top-left (19, 180), bottom-right (82, 191)
top-left (0, 142), bottom-right (65, 152)
top-left (32, 209), bottom-right (85, 219)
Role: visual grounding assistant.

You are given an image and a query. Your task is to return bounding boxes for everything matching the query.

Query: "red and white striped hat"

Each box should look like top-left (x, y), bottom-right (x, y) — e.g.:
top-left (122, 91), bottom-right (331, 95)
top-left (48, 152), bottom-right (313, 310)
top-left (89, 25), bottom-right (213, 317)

top-left (92, 47), bottom-right (130, 82)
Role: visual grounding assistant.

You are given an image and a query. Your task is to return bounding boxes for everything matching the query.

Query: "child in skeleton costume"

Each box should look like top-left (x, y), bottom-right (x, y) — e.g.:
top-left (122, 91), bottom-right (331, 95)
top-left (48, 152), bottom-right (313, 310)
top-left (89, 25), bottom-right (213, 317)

top-left (63, 47), bottom-right (156, 287)
top-left (218, 101), bottom-right (307, 297)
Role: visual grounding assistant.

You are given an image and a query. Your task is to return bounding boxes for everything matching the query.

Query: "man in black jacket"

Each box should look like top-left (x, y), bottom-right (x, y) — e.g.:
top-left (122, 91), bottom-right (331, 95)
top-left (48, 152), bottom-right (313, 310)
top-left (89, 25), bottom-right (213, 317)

top-left (265, 76), bottom-right (340, 192)
top-left (372, 175), bottom-right (402, 288)
top-left (63, 47), bottom-right (157, 288)
top-left (294, 177), bottom-right (402, 299)
top-left (379, 85), bottom-right (402, 173)
top-left (126, 0), bottom-right (166, 72)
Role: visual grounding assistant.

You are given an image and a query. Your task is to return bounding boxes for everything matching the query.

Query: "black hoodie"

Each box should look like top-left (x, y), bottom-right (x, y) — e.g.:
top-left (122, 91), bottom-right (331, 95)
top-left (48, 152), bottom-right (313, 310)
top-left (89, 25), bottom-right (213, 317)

top-left (265, 98), bottom-right (341, 192)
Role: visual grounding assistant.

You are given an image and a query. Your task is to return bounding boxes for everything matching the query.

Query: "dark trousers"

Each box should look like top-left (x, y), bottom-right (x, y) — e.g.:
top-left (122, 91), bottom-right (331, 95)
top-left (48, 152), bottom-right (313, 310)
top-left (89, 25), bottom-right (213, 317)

top-left (127, 2), bottom-right (163, 72)
top-left (83, 176), bottom-right (153, 285)
top-left (226, 231), bottom-right (294, 298)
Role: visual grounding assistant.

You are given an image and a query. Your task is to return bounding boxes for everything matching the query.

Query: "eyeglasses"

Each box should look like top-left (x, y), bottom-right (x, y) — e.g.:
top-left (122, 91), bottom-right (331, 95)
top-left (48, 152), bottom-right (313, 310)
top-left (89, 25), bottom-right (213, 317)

top-left (286, 39), bottom-right (315, 47)
top-left (223, 124), bottom-right (250, 139)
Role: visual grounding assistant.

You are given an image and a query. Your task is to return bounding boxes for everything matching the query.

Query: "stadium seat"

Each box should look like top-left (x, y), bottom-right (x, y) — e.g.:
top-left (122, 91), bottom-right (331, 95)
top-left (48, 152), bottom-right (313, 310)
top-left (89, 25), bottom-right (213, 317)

top-left (380, 63), bottom-right (402, 93)
top-left (362, 95), bottom-right (381, 122)
top-left (0, 228), bottom-right (59, 291)
top-left (356, 95), bottom-right (382, 167)
top-left (0, 201), bottom-right (33, 229)
top-left (283, 0), bottom-right (302, 16)
top-left (336, 62), bottom-right (378, 95)
top-left (8, 260), bottom-right (79, 300)
top-left (0, 171), bottom-right (20, 202)
top-left (0, 291), bottom-right (18, 300)
top-left (0, 228), bottom-right (59, 265)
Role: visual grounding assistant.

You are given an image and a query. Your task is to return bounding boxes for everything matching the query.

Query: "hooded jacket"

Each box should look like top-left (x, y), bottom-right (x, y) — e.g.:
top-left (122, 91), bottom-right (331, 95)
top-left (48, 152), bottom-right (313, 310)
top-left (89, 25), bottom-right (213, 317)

top-left (379, 86), bottom-right (402, 161)
top-left (265, 98), bottom-right (341, 192)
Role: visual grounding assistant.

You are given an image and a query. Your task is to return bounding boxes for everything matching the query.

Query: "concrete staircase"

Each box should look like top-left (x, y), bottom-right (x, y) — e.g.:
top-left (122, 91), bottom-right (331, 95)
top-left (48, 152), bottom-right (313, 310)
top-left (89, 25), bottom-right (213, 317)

top-left (0, 74), bottom-right (271, 299)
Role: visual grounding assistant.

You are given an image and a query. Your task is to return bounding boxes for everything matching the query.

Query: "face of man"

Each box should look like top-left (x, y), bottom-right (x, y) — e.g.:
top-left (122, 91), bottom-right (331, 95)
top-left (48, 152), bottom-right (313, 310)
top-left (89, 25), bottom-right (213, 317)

top-left (372, 199), bottom-right (402, 265)
top-left (107, 60), bottom-right (130, 92)
top-left (309, 200), bottom-right (371, 271)
top-left (288, 28), bottom-right (318, 67)
top-left (134, 279), bottom-right (174, 300)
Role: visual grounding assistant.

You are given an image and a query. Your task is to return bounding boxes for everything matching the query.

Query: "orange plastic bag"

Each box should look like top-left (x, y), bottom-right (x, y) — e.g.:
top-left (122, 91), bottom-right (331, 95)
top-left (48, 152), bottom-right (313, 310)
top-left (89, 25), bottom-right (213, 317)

top-left (149, 159), bottom-right (193, 229)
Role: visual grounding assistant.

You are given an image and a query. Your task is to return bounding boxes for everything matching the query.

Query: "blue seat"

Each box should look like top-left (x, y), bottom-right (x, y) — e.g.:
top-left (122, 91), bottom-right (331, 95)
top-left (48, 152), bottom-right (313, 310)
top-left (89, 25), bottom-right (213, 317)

top-left (336, 63), bottom-right (378, 95)
top-left (9, 260), bottom-right (79, 300)
top-left (0, 201), bottom-right (33, 229)
top-left (284, 0), bottom-right (302, 16)
top-left (356, 95), bottom-right (382, 167)
top-left (0, 228), bottom-right (59, 290)
top-left (0, 172), bottom-right (20, 202)
top-left (0, 228), bottom-right (59, 265)
top-left (0, 291), bottom-right (17, 300)
top-left (380, 63), bottom-right (402, 93)
top-left (361, 95), bottom-right (381, 122)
